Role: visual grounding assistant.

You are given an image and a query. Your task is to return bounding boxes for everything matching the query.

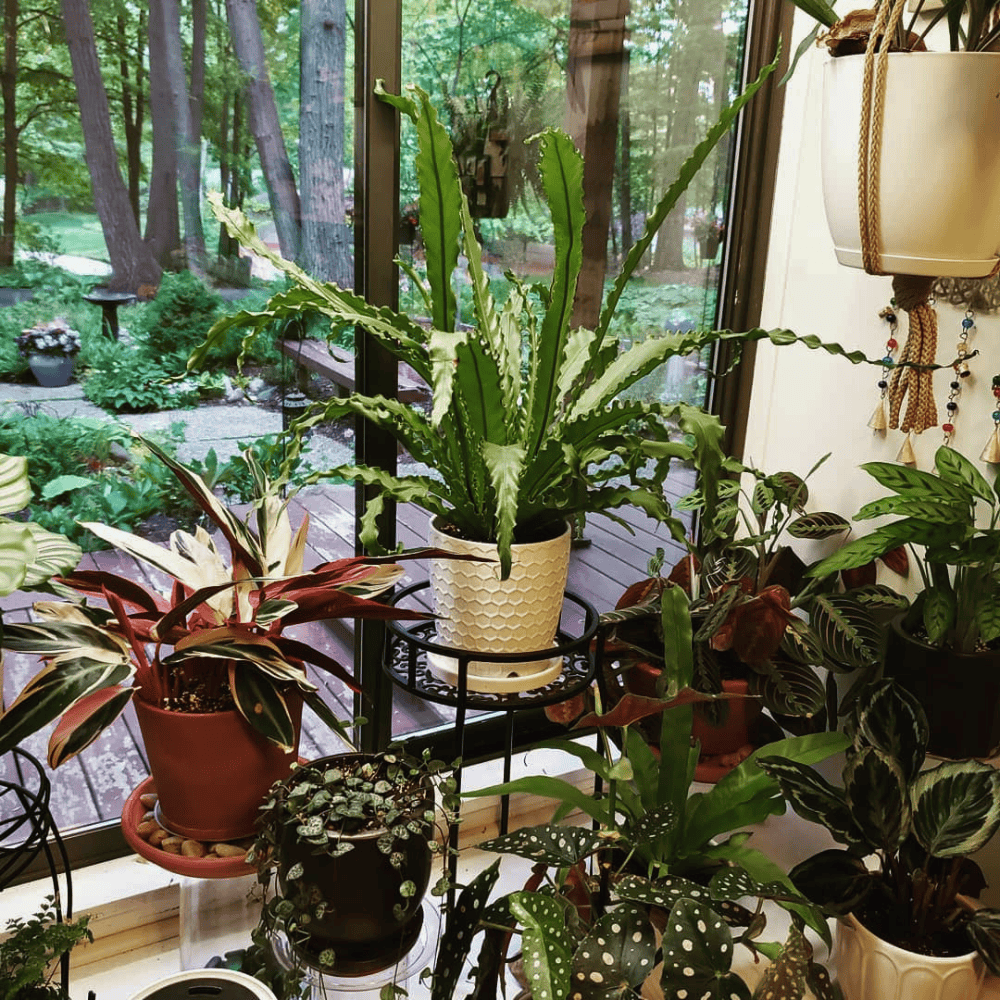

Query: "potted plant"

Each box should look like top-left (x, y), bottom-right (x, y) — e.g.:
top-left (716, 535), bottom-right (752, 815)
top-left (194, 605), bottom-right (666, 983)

top-left (789, 0), bottom-right (1000, 278)
top-left (808, 443), bottom-right (1000, 758)
top-left (0, 436), bottom-right (436, 842)
top-left (602, 455), bottom-right (898, 777)
top-left (243, 745), bottom-right (456, 992)
top-left (440, 680), bottom-right (849, 1000)
top-left (194, 68), bottom-right (874, 695)
top-left (758, 679), bottom-right (1000, 1000)
top-left (16, 319), bottom-right (81, 388)
top-left (0, 896), bottom-right (91, 1000)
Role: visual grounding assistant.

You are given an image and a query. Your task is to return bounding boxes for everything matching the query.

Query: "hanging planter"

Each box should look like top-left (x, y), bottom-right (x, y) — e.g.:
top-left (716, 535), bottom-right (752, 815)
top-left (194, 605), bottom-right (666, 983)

top-left (822, 51), bottom-right (1000, 278)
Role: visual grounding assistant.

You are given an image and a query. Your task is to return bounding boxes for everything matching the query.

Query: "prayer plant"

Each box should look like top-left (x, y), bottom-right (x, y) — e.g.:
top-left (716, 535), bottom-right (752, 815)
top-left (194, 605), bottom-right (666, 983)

top-left (0, 436), bottom-right (434, 767)
top-left (193, 64), bottom-right (877, 580)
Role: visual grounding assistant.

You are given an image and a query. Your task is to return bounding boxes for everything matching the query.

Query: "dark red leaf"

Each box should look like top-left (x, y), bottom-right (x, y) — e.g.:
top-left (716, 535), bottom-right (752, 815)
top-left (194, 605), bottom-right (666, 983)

top-left (840, 562), bottom-right (877, 589)
top-left (879, 546), bottom-right (910, 577)
top-left (726, 586), bottom-right (792, 666)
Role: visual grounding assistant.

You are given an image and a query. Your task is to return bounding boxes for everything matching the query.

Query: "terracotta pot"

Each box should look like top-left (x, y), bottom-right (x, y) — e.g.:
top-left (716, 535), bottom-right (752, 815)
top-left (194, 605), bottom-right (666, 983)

top-left (834, 913), bottom-right (983, 1000)
top-left (884, 616), bottom-right (1000, 760)
top-left (427, 517), bottom-right (571, 693)
top-left (133, 695), bottom-right (301, 842)
top-left (276, 753), bottom-right (434, 975)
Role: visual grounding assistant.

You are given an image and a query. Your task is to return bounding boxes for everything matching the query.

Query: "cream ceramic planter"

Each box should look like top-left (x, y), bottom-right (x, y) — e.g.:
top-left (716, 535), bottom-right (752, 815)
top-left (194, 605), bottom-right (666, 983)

top-left (427, 518), bottom-right (571, 693)
top-left (834, 913), bottom-right (984, 1000)
top-left (822, 53), bottom-right (1000, 277)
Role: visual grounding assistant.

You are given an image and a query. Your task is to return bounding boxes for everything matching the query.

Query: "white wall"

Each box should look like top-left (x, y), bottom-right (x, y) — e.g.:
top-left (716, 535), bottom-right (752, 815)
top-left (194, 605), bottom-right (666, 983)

top-left (746, 15), bottom-right (1000, 555)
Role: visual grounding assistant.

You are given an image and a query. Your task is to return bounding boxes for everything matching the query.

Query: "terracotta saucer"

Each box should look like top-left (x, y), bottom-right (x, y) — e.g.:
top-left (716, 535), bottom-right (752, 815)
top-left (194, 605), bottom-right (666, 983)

top-left (121, 777), bottom-right (255, 880)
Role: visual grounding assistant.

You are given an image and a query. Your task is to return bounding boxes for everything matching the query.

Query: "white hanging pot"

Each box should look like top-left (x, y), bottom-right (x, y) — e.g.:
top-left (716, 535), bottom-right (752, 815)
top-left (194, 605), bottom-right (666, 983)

top-left (834, 912), bottom-right (984, 1000)
top-left (822, 52), bottom-right (1000, 277)
top-left (427, 517), bottom-right (571, 693)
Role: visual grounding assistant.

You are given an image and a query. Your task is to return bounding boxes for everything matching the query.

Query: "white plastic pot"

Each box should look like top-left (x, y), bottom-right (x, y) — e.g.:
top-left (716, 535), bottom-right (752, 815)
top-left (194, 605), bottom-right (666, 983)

top-left (427, 518), bottom-right (571, 693)
top-left (834, 912), bottom-right (984, 1000)
top-left (822, 52), bottom-right (1000, 277)
top-left (129, 970), bottom-right (277, 1000)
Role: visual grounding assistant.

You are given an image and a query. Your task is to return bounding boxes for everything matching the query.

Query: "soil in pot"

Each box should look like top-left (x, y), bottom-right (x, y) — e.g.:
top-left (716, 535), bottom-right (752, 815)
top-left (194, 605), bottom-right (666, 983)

top-left (274, 753), bottom-right (435, 976)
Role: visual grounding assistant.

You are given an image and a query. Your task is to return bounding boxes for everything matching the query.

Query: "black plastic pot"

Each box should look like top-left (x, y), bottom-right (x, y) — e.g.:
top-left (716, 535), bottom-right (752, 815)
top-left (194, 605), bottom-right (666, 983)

top-left (276, 753), bottom-right (434, 976)
top-left (884, 616), bottom-right (1000, 759)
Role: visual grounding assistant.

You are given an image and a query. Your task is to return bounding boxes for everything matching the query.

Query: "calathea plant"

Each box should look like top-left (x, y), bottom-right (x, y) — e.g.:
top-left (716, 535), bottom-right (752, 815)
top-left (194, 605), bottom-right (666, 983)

top-left (808, 445), bottom-right (1000, 654)
top-left (758, 679), bottom-right (1000, 968)
top-left (193, 60), bottom-right (878, 581)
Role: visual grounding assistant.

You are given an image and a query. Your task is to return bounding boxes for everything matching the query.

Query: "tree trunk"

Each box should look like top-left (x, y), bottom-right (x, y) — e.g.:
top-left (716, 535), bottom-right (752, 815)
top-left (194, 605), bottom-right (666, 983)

top-left (617, 47), bottom-right (632, 263)
top-left (225, 0), bottom-right (300, 261)
top-left (299, 0), bottom-right (350, 285)
top-left (565, 0), bottom-right (629, 330)
top-left (61, 0), bottom-right (161, 293)
top-left (1, 0), bottom-right (17, 268)
top-left (144, 0), bottom-right (181, 270)
top-left (159, 0), bottom-right (206, 274)
top-left (190, 0), bottom-right (206, 143)
top-left (117, 10), bottom-right (145, 228)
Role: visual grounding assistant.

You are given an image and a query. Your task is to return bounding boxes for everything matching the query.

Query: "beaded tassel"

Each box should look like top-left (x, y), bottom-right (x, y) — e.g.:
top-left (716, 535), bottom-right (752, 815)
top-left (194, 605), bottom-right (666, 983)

top-left (942, 310), bottom-right (975, 447)
top-left (983, 374), bottom-right (1000, 463)
top-left (870, 303), bottom-right (898, 433)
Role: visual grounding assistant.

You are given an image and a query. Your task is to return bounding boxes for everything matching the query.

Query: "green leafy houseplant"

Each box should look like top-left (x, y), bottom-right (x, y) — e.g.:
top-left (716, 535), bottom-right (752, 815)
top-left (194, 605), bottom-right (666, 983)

top-left (193, 66), bottom-right (877, 582)
top-left (758, 679), bottom-right (1000, 977)
top-left (15, 319), bottom-right (80, 359)
top-left (0, 896), bottom-right (91, 1000)
top-left (809, 445), bottom-right (999, 655)
top-left (244, 747), bottom-right (457, 997)
top-left (434, 688), bottom-right (849, 1000)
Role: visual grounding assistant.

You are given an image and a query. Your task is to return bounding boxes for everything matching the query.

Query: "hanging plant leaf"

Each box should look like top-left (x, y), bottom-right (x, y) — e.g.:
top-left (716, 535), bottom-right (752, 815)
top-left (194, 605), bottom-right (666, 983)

top-left (477, 825), bottom-right (604, 867)
top-left (879, 545), bottom-right (910, 577)
top-left (570, 903), bottom-right (656, 1000)
top-left (614, 873), bottom-right (711, 909)
top-left (751, 656), bottom-right (826, 718)
top-left (911, 761), bottom-right (1000, 858)
top-left (508, 892), bottom-right (574, 1000)
top-left (810, 594), bottom-right (881, 669)
top-left (431, 860), bottom-right (499, 1000)
top-left (659, 898), bottom-right (750, 1000)
top-left (786, 512), bottom-right (851, 539)
top-left (843, 746), bottom-right (909, 852)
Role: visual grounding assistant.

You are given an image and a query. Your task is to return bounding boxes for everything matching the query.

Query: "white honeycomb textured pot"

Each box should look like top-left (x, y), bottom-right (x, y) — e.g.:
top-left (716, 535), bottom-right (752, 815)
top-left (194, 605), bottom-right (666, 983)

top-left (427, 517), bottom-right (571, 693)
top-left (834, 913), bottom-right (984, 1000)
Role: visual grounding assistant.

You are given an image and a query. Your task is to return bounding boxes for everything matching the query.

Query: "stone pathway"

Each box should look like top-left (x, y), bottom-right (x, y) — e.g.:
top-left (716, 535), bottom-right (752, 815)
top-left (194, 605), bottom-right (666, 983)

top-left (0, 378), bottom-right (352, 468)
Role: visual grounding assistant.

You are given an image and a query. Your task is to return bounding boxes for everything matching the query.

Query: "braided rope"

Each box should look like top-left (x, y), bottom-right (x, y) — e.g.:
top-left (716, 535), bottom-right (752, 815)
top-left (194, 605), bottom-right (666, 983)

top-left (859, 0), bottom-right (909, 274)
top-left (888, 275), bottom-right (938, 433)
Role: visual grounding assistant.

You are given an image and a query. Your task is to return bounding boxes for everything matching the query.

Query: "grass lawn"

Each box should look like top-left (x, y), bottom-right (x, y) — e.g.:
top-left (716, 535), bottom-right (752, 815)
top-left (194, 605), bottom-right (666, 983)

top-left (27, 211), bottom-right (110, 260)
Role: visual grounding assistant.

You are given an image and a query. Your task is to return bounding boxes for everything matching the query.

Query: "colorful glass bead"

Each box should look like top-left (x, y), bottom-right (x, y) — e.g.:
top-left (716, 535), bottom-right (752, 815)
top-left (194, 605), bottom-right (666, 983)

top-left (950, 381), bottom-right (960, 390)
top-left (942, 423), bottom-right (954, 433)
top-left (992, 375), bottom-right (1000, 386)
top-left (947, 401), bottom-right (958, 411)
top-left (886, 338), bottom-right (898, 350)
top-left (881, 355), bottom-right (895, 366)
top-left (963, 317), bottom-right (974, 329)
top-left (877, 380), bottom-right (888, 389)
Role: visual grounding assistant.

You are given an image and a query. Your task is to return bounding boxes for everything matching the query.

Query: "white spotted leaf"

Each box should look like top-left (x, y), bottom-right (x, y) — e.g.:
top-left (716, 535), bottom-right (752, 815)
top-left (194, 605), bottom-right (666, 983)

top-left (615, 874), bottom-right (709, 909)
top-left (659, 897), bottom-right (751, 1000)
top-left (509, 891), bottom-right (574, 1000)
top-left (751, 922), bottom-right (808, 1000)
top-left (478, 824), bottom-right (604, 866)
top-left (569, 903), bottom-right (656, 1000)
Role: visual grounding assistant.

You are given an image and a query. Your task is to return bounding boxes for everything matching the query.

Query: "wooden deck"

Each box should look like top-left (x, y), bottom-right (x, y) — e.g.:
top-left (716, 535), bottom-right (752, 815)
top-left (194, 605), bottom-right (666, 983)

top-left (1, 471), bottom-right (694, 835)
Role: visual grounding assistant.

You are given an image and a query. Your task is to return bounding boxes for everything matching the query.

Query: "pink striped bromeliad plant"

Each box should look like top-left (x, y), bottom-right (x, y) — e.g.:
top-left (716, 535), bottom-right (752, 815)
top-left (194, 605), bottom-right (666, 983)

top-left (0, 435), bottom-right (435, 769)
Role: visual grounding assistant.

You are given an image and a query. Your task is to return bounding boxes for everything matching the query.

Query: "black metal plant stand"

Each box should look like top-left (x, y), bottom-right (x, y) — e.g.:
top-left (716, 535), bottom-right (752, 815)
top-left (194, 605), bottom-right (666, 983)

top-left (383, 582), bottom-right (599, 902)
top-left (0, 747), bottom-right (75, 995)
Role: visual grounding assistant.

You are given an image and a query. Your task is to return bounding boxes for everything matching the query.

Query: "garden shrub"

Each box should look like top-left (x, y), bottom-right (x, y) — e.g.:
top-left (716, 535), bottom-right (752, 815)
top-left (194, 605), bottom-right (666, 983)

top-left (138, 271), bottom-right (223, 362)
top-left (82, 351), bottom-right (202, 413)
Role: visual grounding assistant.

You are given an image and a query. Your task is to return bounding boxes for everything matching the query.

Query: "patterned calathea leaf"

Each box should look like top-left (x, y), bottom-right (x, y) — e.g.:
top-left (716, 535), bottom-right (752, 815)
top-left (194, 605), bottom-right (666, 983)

top-left (508, 891), bottom-right (575, 1000)
top-left (809, 594), bottom-right (881, 670)
top-left (965, 908), bottom-right (1000, 977)
top-left (845, 583), bottom-right (910, 611)
top-left (779, 616), bottom-right (825, 666)
top-left (750, 655), bottom-right (826, 718)
top-left (911, 760), bottom-right (1000, 858)
top-left (756, 757), bottom-right (866, 850)
top-left (786, 511), bottom-right (851, 539)
top-left (788, 849), bottom-right (873, 915)
top-left (568, 903), bottom-right (656, 1000)
top-left (659, 897), bottom-right (750, 1000)
top-left (843, 745), bottom-right (910, 852)
top-left (855, 680), bottom-right (927, 785)
top-left (477, 825), bottom-right (604, 867)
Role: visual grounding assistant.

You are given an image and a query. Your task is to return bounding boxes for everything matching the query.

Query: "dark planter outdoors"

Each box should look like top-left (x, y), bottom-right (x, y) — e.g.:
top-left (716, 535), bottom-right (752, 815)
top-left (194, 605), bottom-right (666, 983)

top-left (884, 616), bottom-right (1000, 760)
top-left (133, 694), bottom-right (302, 842)
top-left (27, 352), bottom-right (76, 388)
top-left (276, 752), bottom-right (434, 976)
